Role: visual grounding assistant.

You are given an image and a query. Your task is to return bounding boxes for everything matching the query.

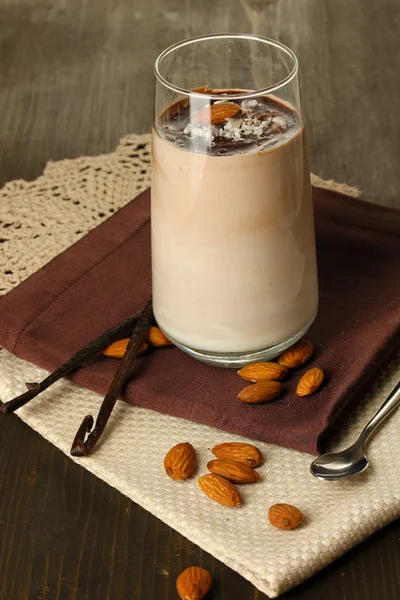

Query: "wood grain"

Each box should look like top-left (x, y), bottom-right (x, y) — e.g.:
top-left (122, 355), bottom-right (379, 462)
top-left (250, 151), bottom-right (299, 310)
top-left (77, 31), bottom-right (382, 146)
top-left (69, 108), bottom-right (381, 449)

top-left (0, 0), bottom-right (399, 599)
top-left (1, 0), bottom-right (399, 206)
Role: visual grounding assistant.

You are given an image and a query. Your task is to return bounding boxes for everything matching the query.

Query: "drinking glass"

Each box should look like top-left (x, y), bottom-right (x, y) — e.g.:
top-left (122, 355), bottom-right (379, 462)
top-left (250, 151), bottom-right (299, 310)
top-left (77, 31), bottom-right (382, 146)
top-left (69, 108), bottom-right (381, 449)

top-left (151, 34), bottom-right (318, 367)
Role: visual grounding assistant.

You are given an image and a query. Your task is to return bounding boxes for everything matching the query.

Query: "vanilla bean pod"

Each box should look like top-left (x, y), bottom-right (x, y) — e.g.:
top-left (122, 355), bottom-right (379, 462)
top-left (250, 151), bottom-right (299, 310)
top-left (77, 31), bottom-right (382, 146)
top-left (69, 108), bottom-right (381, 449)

top-left (0, 310), bottom-right (143, 415)
top-left (71, 298), bottom-right (153, 457)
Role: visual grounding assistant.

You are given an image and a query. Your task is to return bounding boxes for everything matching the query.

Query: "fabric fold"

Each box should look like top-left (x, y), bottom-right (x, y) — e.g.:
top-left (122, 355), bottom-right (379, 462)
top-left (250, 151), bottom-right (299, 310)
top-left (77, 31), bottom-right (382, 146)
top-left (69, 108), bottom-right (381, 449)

top-left (0, 187), bottom-right (399, 454)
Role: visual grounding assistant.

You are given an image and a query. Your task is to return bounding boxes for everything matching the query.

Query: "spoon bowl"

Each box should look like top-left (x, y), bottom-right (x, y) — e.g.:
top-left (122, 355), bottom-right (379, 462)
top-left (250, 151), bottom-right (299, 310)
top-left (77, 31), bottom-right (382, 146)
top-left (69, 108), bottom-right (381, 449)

top-left (310, 441), bottom-right (369, 480)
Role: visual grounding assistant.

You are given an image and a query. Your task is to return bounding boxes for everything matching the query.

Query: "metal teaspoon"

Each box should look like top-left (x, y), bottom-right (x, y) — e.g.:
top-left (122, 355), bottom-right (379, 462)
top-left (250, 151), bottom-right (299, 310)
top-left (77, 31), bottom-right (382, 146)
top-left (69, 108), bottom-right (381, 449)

top-left (310, 380), bottom-right (400, 481)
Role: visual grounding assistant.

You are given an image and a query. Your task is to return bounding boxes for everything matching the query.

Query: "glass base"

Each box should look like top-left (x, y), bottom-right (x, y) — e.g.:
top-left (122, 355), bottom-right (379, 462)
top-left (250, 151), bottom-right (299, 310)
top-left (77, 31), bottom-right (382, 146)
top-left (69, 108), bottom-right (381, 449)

top-left (165, 314), bottom-right (317, 368)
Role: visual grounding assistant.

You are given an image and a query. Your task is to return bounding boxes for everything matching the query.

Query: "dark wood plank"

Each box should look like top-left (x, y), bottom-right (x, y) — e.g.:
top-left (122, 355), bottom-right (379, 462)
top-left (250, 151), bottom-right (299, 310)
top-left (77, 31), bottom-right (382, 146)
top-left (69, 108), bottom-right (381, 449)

top-left (1, 0), bottom-right (399, 206)
top-left (0, 0), bottom-right (400, 599)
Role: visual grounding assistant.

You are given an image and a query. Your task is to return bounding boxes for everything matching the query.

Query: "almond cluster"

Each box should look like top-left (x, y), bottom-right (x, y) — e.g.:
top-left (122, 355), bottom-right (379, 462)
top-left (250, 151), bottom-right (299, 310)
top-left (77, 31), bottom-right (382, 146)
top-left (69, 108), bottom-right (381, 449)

top-left (198, 442), bottom-right (262, 507)
top-left (237, 339), bottom-right (325, 403)
top-left (103, 325), bottom-right (172, 358)
top-left (163, 441), bottom-right (261, 507)
top-left (168, 441), bottom-right (303, 599)
top-left (163, 442), bottom-right (303, 526)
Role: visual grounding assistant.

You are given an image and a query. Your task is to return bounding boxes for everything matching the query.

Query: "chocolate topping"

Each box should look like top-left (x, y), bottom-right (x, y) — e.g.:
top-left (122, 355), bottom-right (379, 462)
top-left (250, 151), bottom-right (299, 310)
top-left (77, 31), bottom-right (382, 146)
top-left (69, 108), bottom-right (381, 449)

top-left (156, 89), bottom-right (300, 156)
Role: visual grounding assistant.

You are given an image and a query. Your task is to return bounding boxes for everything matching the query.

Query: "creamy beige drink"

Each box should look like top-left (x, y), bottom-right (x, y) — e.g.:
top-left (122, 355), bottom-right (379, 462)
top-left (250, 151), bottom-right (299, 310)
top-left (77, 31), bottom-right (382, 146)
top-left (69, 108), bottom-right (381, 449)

top-left (151, 93), bottom-right (318, 360)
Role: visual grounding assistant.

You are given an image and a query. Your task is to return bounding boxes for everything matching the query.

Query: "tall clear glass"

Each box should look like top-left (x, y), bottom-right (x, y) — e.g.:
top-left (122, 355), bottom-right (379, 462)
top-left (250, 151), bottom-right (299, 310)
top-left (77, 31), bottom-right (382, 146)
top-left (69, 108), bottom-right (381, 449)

top-left (151, 34), bottom-right (318, 367)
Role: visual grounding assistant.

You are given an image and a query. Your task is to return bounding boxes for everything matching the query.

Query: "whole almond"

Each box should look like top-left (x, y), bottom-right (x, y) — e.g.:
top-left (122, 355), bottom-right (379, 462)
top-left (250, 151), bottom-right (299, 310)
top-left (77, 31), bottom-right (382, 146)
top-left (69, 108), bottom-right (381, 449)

top-left (191, 85), bottom-right (214, 94)
top-left (164, 442), bottom-right (196, 480)
top-left (212, 442), bottom-right (262, 467)
top-left (278, 339), bottom-right (314, 369)
top-left (268, 503), bottom-right (303, 530)
top-left (238, 381), bottom-right (281, 404)
top-left (103, 338), bottom-right (148, 358)
top-left (296, 367), bottom-right (325, 397)
top-left (198, 473), bottom-right (241, 507)
top-left (147, 325), bottom-right (172, 347)
top-left (176, 566), bottom-right (212, 600)
top-left (238, 362), bottom-right (288, 383)
top-left (193, 102), bottom-right (241, 125)
top-left (207, 459), bottom-right (259, 483)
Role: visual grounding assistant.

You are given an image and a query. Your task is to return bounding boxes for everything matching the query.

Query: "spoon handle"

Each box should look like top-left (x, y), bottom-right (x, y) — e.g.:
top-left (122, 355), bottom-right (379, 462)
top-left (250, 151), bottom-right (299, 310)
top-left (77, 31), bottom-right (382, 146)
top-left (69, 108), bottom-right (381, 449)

top-left (360, 381), bottom-right (400, 442)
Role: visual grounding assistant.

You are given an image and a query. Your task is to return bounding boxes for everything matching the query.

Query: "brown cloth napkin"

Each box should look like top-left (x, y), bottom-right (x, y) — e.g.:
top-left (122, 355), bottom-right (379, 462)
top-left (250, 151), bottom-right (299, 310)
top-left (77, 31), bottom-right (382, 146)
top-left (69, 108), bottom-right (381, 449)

top-left (0, 188), bottom-right (399, 454)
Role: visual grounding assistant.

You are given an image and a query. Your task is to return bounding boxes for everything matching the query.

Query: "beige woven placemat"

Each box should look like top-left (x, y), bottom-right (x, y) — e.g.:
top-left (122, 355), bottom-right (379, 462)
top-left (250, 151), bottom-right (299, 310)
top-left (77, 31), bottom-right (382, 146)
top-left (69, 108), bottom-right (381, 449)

top-left (1, 133), bottom-right (399, 598)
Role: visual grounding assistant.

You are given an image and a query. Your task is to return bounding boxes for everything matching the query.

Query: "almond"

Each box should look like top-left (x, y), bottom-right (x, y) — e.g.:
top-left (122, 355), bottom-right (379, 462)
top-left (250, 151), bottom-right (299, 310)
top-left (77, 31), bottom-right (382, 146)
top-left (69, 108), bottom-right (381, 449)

top-left (147, 325), bottom-right (172, 347)
top-left (164, 442), bottom-right (196, 480)
top-left (103, 338), bottom-right (148, 358)
top-left (176, 566), bottom-right (212, 600)
top-left (198, 473), bottom-right (241, 507)
top-left (296, 367), bottom-right (325, 397)
top-left (207, 459), bottom-right (259, 483)
top-left (278, 339), bottom-right (314, 369)
top-left (237, 361), bottom-right (288, 383)
top-left (211, 442), bottom-right (262, 467)
top-left (191, 85), bottom-right (214, 94)
top-left (193, 102), bottom-right (241, 125)
top-left (238, 381), bottom-right (281, 404)
top-left (268, 503), bottom-right (303, 530)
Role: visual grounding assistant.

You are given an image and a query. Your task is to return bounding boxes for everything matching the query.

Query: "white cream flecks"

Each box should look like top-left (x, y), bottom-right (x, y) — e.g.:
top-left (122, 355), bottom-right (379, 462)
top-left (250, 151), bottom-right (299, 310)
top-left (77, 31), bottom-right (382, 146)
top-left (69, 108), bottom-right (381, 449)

top-left (183, 99), bottom-right (289, 146)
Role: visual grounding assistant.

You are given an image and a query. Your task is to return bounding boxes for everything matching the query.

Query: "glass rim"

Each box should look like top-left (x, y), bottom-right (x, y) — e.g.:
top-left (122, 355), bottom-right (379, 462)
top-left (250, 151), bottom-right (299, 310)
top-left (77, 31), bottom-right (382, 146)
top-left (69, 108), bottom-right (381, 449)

top-left (154, 33), bottom-right (299, 100)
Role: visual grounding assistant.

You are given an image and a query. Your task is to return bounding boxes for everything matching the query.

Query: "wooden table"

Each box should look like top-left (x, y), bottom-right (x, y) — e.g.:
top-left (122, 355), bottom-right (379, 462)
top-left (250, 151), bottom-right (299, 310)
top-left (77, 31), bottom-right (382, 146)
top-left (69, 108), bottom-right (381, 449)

top-left (0, 1), bottom-right (399, 598)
